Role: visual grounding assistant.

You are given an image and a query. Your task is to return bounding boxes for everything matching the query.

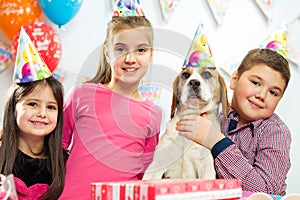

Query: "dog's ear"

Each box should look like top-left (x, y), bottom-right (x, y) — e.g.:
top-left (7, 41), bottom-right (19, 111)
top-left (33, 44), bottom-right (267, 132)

top-left (170, 75), bottom-right (180, 118)
top-left (218, 74), bottom-right (230, 119)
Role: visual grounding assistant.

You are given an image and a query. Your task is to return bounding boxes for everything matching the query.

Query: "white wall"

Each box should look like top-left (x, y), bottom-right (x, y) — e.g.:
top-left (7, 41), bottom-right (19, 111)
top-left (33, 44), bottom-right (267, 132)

top-left (0, 0), bottom-right (299, 193)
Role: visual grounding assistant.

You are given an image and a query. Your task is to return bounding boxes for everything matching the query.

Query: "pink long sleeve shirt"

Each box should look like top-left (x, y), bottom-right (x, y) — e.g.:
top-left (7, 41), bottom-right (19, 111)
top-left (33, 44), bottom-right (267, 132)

top-left (59, 83), bottom-right (162, 199)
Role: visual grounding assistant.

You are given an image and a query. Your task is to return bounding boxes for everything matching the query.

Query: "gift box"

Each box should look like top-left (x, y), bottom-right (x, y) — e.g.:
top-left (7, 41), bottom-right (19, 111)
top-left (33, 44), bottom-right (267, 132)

top-left (91, 179), bottom-right (242, 200)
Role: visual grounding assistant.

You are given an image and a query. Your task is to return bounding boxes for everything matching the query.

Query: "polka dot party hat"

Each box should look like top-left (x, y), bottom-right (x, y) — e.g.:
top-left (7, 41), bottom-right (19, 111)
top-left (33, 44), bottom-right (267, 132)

top-left (259, 23), bottom-right (288, 59)
top-left (13, 27), bottom-right (52, 83)
top-left (182, 23), bottom-right (215, 69)
top-left (113, 0), bottom-right (145, 17)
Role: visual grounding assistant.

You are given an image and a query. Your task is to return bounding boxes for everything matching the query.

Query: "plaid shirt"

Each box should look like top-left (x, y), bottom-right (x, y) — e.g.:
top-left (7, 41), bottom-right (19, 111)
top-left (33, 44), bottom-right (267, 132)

top-left (212, 109), bottom-right (291, 196)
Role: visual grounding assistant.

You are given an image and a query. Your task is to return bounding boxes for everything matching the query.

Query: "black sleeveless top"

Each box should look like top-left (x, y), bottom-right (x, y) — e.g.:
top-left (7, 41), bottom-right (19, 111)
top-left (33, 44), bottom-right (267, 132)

top-left (12, 150), bottom-right (52, 187)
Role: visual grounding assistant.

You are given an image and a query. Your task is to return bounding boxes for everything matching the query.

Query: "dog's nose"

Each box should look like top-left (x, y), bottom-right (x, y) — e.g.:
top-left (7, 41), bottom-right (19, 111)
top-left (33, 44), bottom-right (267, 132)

top-left (189, 79), bottom-right (200, 90)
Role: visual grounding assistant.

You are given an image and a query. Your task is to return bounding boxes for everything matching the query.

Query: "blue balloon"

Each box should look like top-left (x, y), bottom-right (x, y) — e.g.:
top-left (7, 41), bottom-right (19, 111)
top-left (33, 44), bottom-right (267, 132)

top-left (38, 0), bottom-right (83, 27)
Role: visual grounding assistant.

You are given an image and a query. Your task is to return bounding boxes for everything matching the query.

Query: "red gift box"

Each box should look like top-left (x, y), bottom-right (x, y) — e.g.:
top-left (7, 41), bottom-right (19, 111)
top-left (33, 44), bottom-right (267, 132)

top-left (91, 179), bottom-right (242, 200)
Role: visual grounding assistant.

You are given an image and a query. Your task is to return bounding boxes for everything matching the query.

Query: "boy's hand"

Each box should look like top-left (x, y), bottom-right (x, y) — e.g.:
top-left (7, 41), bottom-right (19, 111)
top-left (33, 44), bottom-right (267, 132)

top-left (176, 113), bottom-right (224, 150)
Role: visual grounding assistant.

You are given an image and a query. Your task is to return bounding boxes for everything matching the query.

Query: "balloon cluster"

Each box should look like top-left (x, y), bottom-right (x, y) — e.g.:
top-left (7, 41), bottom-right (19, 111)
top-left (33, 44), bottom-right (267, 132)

top-left (0, 0), bottom-right (83, 73)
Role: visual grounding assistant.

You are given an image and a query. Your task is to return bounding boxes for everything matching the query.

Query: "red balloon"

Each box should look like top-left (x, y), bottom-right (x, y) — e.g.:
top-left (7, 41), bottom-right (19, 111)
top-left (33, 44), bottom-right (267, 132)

top-left (12, 22), bottom-right (62, 72)
top-left (0, 0), bottom-right (42, 41)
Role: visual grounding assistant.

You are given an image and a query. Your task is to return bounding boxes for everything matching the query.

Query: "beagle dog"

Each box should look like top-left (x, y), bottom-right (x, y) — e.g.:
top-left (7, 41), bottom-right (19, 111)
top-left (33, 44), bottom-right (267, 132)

top-left (143, 66), bottom-right (229, 180)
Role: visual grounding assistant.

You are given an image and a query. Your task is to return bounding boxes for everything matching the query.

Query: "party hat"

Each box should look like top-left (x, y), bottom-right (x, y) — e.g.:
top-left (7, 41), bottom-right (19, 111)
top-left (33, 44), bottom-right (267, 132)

top-left (13, 27), bottom-right (52, 83)
top-left (259, 23), bottom-right (287, 59)
top-left (183, 23), bottom-right (215, 68)
top-left (113, 0), bottom-right (145, 17)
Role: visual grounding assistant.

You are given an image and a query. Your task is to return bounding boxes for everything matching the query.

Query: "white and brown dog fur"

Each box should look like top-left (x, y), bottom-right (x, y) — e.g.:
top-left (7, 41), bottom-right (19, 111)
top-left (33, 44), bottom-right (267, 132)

top-left (143, 66), bottom-right (229, 180)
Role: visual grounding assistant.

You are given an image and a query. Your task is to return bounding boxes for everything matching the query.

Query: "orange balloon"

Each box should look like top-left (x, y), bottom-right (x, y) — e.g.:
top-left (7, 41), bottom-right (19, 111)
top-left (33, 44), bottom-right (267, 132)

top-left (0, 0), bottom-right (42, 41)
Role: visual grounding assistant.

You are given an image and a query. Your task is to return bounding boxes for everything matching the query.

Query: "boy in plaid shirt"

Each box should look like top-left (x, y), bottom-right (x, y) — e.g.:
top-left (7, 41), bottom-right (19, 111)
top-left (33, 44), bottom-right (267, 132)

top-left (176, 48), bottom-right (291, 196)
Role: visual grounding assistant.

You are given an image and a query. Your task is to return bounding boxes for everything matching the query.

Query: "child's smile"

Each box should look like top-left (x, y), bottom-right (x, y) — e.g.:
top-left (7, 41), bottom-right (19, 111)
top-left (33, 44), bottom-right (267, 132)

top-left (230, 64), bottom-right (285, 125)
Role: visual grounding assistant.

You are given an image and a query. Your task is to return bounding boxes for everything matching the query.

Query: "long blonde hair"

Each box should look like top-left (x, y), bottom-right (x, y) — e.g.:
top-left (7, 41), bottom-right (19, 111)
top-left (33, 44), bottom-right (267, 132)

top-left (87, 16), bottom-right (153, 84)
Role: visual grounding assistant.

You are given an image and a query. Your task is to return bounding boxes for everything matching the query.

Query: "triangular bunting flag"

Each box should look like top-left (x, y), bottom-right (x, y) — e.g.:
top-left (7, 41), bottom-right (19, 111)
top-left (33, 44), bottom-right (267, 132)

top-left (254, 0), bottom-right (275, 22)
top-left (159, 0), bottom-right (181, 23)
top-left (0, 41), bottom-right (13, 73)
top-left (206, 0), bottom-right (231, 27)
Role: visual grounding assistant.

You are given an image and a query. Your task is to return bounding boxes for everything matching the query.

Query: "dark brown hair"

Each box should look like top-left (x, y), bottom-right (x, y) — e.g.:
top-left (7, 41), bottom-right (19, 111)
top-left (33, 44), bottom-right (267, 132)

top-left (0, 76), bottom-right (66, 200)
top-left (87, 16), bottom-right (153, 84)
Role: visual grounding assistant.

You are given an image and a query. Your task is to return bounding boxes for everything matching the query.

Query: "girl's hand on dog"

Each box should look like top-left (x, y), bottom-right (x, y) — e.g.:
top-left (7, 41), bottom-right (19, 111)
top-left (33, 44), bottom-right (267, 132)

top-left (176, 113), bottom-right (224, 150)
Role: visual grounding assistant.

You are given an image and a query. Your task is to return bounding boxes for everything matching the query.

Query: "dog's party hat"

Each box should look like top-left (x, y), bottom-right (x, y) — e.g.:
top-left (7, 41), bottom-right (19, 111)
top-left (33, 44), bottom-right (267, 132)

top-left (259, 23), bottom-right (287, 59)
top-left (113, 0), bottom-right (145, 17)
top-left (13, 27), bottom-right (52, 83)
top-left (182, 23), bottom-right (215, 68)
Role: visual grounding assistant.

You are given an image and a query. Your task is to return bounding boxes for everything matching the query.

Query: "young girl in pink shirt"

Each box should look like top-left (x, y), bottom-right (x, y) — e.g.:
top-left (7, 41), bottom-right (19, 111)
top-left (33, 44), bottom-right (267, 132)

top-left (60, 2), bottom-right (162, 199)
